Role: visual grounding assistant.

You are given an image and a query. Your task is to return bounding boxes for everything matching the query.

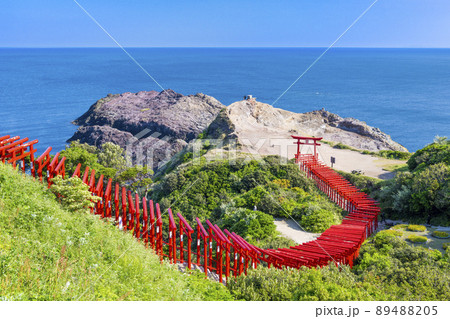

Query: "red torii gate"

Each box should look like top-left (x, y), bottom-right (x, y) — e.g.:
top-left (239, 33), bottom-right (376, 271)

top-left (291, 135), bottom-right (323, 161)
top-left (6, 139), bottom-right (38, 173)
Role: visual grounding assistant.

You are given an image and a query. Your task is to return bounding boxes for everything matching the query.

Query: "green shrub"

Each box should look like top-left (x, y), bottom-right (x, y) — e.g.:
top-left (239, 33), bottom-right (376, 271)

top-left (382, 229), bottom-right (403, 237)
top-left (391, 224), bottom-right (408, 230)
top-left (300, 208), bottom-right (341, 233)
top-left (255, 236), bottom-right (296, 249)
top-left (443, 243), bottom-right (450, 250)
top-left (407, 235), bottom-right (428, 243)
top-left (182, 152), bottom-right (193, 163)
top-left (432, 231), bottom-right (449, 238)
top-left (407, 225), bottom-right (427, 232)
top-left (333, 143), bottom-right (354, 150)
top-left (97, 142), bottom-right (127, 171)
top-left (218, 206), bottom-right (277, 241)
top-left (407, 139), bottom-right (450, 172)
top-left (272, 178), bottom-right (291, 188)
top-left (377, 150), bottom-right (411, 160)
top-left (50, 175), bottom-right (101, 214)
top-left (117, 165), bottom-right (153, 192)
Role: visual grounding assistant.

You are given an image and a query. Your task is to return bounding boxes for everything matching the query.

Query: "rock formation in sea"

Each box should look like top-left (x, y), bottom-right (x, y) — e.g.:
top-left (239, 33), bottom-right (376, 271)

top-left (69, 89), bottom-right (225, 171)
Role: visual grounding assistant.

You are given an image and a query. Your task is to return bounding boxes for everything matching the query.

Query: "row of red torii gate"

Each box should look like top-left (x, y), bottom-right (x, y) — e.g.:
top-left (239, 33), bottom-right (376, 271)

top-left (0, 133), bottom-right (380, 284)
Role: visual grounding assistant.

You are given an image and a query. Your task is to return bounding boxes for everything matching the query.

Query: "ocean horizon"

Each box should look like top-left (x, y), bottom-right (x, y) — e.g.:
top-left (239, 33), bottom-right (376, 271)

top-left (1, 47), bottom-right (449, 153)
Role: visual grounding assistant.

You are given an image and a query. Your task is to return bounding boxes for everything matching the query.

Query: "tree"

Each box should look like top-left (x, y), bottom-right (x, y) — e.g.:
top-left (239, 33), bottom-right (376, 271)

top-left (60, 141), bottom-right (100, 174)
top-left (434, 136), bottom-right (448, 145)
top-left (98, 142), bottom-right (127, 171)
top-left (410, 163), bottom-right (449, 223)
top-left (379, 139), bottom-right (450, 225)
top-left (117, 165), bottom-right (153, 193)
top-left (407, 138), bottom-right (450, 171)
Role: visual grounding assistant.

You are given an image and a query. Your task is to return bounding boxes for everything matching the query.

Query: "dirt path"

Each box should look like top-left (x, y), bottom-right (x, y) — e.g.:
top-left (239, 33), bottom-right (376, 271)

top-left (273, 218), bottom-right (320, 244)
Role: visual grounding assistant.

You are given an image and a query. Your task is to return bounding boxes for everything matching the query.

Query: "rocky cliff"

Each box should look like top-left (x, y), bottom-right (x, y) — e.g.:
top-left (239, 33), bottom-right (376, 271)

top-left (69, 89), bottom-right (225, 170)
top-left (207, 99), bottom-right (408, 153)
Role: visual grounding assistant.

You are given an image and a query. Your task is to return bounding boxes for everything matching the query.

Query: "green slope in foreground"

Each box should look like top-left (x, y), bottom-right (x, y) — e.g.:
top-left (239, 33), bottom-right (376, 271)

top-left (0, 163), bottom-right (232, 301)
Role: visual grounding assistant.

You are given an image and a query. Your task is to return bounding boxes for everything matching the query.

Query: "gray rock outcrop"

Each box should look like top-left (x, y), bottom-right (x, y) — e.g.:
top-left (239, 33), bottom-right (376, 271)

top-left (68, 89), bottom-right (225, 171)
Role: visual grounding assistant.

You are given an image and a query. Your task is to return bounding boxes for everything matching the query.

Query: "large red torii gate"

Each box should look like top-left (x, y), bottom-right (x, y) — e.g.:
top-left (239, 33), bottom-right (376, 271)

top-left (291, 135), bottom-right (323, 161)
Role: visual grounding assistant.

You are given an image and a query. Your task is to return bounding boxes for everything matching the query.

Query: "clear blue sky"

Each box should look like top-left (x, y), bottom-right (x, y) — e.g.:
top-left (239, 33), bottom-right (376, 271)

top-left (2, 0), bottom-right (450, 48)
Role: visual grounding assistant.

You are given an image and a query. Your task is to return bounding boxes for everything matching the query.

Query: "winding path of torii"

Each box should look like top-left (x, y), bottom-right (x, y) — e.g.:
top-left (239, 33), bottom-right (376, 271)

top-left (0, 133), bottom-right (379, 284)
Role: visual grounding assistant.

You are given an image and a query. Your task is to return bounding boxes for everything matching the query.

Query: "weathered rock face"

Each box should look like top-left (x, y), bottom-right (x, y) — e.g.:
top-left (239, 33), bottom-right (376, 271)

top-left (69, 89), bottom-right (225, 171)
top-left (212, 99), bottom-right (408, 152)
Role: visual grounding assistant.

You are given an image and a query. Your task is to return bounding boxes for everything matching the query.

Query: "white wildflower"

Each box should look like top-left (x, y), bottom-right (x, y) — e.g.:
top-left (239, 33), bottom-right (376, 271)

top-left (62, 281), bottom-right (70, 293)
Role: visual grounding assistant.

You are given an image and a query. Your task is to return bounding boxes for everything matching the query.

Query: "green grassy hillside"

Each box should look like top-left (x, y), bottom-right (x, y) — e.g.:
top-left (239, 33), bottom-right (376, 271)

top-left (0, 163), bottom-right (232, 301)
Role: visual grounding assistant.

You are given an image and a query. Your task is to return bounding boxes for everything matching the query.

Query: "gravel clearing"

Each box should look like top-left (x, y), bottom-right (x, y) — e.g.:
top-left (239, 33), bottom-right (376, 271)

top-left (273, 218), bottom-right (320, 244)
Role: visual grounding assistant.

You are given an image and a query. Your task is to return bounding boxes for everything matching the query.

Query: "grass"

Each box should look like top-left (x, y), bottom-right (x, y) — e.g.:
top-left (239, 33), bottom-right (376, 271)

top-left (0, 163), bottom-right (232, 301)
top-left (321, 140), bottom-right (411, 160)
top-left (381, 163), bottom-right (408, 172)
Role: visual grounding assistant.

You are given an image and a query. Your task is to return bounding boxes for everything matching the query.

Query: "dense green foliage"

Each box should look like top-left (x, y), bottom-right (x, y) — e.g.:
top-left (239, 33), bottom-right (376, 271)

top-left (0, 163), bottom-right (232, 301)
top-left (379, 138), bottom-right (450, 225)
top-left (215, 205), bottom-right (276, 242)
top-left (61, 141), bottom-right (153, 192)
top-left (152, 156), bottom-right (343, 245)
top-left (228, 265), bottom-right (383, 301)
top-left (229, 230), bottom-right (450, 301)
top-left (61, 141), bottom-right (119, 179)
top-left (407, 137), bottom-right (450, 171)
top-left (339, 138), bottom-right (450, 226)
top-left (354, 231), bottom-right (449, 300)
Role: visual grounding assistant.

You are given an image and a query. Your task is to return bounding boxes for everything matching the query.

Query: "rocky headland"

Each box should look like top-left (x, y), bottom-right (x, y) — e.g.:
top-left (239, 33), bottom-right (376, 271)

top-left (69, 89), bottom-right (225, 170)
top-left (69, 90), bottom-right (408, 175)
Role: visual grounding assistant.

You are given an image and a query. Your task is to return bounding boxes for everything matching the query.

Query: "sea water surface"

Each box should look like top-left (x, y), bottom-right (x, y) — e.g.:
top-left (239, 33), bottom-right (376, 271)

top-left (0, 48), bottom-right (449, 153)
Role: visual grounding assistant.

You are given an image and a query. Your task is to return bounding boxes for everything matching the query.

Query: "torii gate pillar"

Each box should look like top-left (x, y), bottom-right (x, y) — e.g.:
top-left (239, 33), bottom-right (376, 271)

top-left (291, 135), bottom-right (323, 162)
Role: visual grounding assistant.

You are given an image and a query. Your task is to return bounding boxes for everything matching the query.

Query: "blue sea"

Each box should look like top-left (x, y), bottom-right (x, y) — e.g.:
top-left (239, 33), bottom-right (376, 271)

top-left (0, 48), bottom-right (449, 153)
